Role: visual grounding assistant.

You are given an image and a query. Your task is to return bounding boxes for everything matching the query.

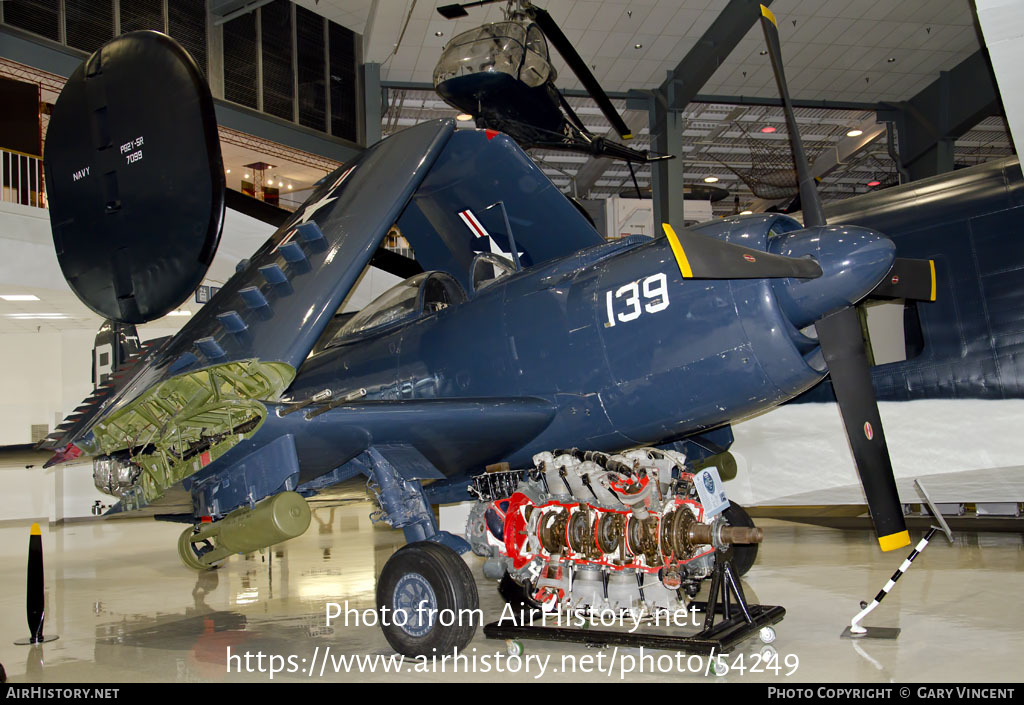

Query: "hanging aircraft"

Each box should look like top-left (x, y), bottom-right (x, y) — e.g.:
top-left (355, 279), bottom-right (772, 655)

top-left (432, 0), bottom-right (667, 164)
top-left (39, 8), bottom-right (937, 658)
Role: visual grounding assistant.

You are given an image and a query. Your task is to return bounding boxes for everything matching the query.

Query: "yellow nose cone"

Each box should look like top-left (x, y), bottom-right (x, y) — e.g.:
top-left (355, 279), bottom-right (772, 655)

top-left (30, 522), bottom-right (41, 536)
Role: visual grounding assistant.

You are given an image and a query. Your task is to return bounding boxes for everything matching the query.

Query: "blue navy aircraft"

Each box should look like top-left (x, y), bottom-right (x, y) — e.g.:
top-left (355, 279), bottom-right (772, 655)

top-left (40, 9), bottom-right (936, 657)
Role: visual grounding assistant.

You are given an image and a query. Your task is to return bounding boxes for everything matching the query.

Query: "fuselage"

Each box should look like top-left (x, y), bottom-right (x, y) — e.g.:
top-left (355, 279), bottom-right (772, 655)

top-left (283, 213), bottom-right (891, 478)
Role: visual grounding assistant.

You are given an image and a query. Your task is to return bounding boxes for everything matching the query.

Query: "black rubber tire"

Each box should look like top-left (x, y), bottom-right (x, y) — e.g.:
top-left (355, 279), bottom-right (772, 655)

top-left (498, 572), bottom-right (542, 616)
top-left (376, 542), bottom-right (479, 657)
top-left (722, 501), bottom-right (758, 577)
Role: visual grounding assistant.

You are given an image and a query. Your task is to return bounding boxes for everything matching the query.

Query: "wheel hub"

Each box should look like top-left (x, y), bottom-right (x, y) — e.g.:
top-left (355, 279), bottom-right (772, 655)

top-left (392, 572), bottom-right (438, 637)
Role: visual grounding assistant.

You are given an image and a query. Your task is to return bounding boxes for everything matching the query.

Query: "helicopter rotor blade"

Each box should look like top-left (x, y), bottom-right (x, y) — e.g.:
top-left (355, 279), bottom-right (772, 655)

top-left (436, 1), bottom-right (501, 20)
top-left (527, 5), bottom-right (634, 141)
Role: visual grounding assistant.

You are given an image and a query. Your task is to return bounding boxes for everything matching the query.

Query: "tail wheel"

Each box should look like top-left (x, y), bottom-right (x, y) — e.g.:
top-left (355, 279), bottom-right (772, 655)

top-left (376, 542), bottom-right (478, 657)
top-left (722, 501), bottom-right (758, 577)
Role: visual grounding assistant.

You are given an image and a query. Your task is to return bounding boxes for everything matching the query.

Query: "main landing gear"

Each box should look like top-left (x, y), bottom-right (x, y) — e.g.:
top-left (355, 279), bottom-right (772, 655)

top-left (360, 447), bottom-right (479, 655)
top-left (376, 542), bottom-right (479, 657)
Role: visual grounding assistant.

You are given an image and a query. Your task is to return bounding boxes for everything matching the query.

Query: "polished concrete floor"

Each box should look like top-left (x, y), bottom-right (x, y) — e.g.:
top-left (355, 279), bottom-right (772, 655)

top-left (1, 485), bottom-right (1021, 683)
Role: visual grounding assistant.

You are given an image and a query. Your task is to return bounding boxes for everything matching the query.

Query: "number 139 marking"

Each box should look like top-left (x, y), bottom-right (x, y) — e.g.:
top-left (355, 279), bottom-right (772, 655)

top-left (605, 272), bottom-right (669, 327)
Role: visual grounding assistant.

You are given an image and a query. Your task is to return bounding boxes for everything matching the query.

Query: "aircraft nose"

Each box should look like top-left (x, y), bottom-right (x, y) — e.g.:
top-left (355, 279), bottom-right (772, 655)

top-left (769, 226), bottom-right (896, 330)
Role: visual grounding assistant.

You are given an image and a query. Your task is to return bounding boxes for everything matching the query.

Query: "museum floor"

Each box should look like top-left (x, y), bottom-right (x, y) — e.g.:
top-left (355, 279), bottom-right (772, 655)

top-left (1, 485), bottom-right (1021, 684)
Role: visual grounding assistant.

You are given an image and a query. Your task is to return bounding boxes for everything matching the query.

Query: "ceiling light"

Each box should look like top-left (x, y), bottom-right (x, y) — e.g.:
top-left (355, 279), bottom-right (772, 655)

top-left (456, 113), bottom-right (473, 121)
top-left (846, 129), bottom-right (863, 137)
top-left (634, 43), bottom-right (643, 49)
top-left (167, 310), bottom-right (192, 317)
top-left (760, 126), bottom-right (776, 133)
top-left (760, 50), bottom-right (768, 56)
top-left (6, 313), bottom-right (67, 319)
top-left (226, 169), bottom-right (231, 174)
top-left (887, 57), bottom-right (895, 63)
top-left (867, 180), bottom-right (881, 187)
top-left (704, 176), bottom-right (719, 183)
top-left (288, 184), bottom-right (293, 190)
top-left (1, 294), bottom-right (40, 301)
top-left (435, 31), bottom-right (444, 37)
top-left (244, 173), bottom-right (250, 179)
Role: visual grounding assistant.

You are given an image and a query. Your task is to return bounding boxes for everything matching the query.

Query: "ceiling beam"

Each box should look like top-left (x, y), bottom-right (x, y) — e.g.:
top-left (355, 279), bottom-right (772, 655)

top-left (879, 49), bottom-right (1002, 181)
top-left (646, 0), bottom-right (771, 233)
top-left (381, 80), bottom-right (880, 112)
top-left (659, 0), bottom-right (772, 112)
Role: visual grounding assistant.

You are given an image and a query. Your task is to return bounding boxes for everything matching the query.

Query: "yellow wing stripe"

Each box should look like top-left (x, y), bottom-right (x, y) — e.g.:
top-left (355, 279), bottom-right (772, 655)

top-left (760, 4), bottom-right (777, 27)
top-left (622, 133), bottom-right (634, 140)
top-left (878, 530), bottom-right (910, 552)
top-left (662, 223), bottom-right (694, 278)
top-left (929, 259), bottom-right (937, 301)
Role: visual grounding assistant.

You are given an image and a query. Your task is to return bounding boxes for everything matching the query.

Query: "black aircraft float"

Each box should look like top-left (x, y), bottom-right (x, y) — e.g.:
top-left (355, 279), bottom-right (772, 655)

top-left (40, 8), bottom-right (935, 656)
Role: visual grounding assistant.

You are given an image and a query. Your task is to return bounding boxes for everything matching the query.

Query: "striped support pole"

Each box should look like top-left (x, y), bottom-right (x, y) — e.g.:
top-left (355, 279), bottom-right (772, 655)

top-left (848, 527), bottom-right (937, 635)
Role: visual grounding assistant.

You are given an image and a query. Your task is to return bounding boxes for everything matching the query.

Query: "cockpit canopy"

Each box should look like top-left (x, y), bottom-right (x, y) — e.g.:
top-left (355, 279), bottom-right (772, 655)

top-left (433, 21), bottom-right (554, 89)
top-left (329, 271), bottom-right (466, 346)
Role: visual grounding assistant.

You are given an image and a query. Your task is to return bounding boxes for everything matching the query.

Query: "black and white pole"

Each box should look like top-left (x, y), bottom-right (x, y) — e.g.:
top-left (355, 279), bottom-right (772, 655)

top-left (14, 523), bottom-right (59, 645)
top-left (847, 528), bottom-right (936, 636)
top-left (842, 479), bottom-right (953, 639)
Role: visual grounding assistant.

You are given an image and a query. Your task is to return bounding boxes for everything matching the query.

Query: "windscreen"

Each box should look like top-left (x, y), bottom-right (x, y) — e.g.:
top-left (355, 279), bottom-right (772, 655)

top-left (332, 273), bottom-right (427, 343)
top-left (434, 22), bottom-right (528, 86)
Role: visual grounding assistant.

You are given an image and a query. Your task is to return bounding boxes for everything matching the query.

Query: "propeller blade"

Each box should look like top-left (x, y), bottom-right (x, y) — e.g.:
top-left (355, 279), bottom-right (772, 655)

top-left (868, 258), bottom-right (936, 301)
top-left (758, 4), bottom-right (826, 228)
top-left (662, 224), bottom-right (822, 280)
top-left (527, 6), bottom-right (633, 140)
top-left (815, 306), bottom-right (909, 551)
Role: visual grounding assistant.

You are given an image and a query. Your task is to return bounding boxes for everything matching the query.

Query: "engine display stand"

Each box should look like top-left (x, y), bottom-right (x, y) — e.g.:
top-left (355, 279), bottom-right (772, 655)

top-left (484, 560), bottom-right (784, 655)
